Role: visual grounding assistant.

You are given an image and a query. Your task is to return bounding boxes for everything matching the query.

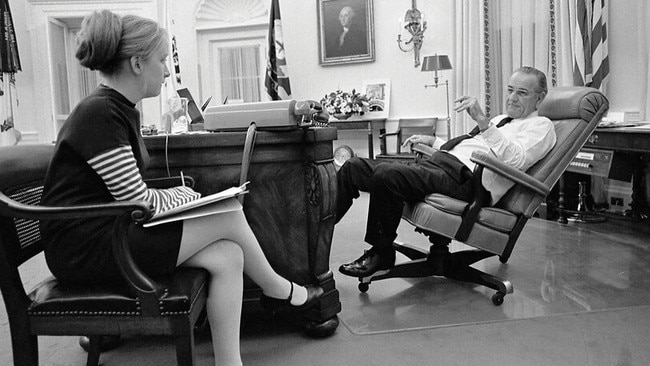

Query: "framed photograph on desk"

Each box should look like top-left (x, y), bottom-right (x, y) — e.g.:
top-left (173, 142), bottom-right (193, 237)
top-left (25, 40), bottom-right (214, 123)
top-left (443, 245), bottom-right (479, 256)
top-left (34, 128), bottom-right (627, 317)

top-left (317, 0), bottom-right (375, 66)
top-left (362, 79), bottom-right (390, 118)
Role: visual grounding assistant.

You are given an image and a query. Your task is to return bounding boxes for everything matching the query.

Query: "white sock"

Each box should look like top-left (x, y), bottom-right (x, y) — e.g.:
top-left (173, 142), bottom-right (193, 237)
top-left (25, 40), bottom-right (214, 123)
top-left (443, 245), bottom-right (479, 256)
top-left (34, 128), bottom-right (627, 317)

top-left (289, 284), bottom-right (308, 306)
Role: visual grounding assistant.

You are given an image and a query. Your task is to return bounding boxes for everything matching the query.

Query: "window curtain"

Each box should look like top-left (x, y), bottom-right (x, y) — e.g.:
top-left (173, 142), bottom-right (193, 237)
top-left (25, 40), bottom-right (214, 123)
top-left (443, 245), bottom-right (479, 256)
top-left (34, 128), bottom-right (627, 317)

top-left (454, 0), bottom-right (485, 136)
top-left (220, 47), bottom-right (261, 103)
top-left (484, 0), bottom-right (554, 119)
top-left (555, 0), bottom-right (576, 88)
top-left (455, 0), bottom-right (575, 135)
top-left (639, 1), bottom-right (650, 121)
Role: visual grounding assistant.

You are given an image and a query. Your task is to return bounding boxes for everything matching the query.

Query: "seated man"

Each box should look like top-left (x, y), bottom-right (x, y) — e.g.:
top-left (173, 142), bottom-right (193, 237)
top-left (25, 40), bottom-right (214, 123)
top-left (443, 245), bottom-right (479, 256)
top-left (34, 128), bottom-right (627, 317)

top-left (336, 66), bottom-right (557, 277)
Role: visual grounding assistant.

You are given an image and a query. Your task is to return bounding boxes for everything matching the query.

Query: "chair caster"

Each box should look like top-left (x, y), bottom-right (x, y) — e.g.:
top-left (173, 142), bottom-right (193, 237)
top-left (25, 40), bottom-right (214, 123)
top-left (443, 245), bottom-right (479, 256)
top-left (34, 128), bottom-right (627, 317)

top-left (492, 292), bottom-right (505, 306)
top-left (302, 315), bottom-right (339, 338)
top-left (358, 282), bottom-right (369, 293)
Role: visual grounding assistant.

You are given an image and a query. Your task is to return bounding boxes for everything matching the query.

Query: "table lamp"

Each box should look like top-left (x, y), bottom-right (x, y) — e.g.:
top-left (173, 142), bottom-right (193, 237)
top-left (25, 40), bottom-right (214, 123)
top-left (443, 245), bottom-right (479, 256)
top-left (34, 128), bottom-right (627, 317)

top-left (422, 54), bottom-right (453, 138)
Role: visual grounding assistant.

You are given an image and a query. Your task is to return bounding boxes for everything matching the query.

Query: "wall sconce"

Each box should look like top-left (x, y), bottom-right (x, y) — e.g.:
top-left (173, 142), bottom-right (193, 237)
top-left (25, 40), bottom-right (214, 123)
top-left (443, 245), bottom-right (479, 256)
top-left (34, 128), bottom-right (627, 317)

top-left (397, 0), bottom-right (427, 68)
top-left (422, 54), bottom-right (453, 138)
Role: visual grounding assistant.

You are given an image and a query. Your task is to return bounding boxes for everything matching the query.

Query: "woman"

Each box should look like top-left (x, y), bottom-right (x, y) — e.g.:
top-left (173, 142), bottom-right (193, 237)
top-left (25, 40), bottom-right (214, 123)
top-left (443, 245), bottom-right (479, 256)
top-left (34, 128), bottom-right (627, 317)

top-left (40, 10), bottom-right (322, 366)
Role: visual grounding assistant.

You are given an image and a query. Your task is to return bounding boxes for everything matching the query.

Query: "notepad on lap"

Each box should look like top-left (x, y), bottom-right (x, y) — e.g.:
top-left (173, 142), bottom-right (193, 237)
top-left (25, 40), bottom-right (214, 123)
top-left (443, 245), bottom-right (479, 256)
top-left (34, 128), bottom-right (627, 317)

top-left (143, 182), bottom-right (248, 227)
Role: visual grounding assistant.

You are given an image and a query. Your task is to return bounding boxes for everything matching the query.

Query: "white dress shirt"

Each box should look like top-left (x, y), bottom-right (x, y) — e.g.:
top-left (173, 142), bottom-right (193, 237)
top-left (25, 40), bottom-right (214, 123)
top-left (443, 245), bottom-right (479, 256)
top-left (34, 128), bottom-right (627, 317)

top-left (449, 111), bottom-right (556, 204)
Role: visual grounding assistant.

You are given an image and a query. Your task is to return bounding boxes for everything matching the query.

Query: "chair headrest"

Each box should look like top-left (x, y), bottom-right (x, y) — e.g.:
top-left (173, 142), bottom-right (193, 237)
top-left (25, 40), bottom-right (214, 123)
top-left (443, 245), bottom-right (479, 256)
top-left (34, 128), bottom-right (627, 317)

top-left (538, 86), bottom-right (608, 121)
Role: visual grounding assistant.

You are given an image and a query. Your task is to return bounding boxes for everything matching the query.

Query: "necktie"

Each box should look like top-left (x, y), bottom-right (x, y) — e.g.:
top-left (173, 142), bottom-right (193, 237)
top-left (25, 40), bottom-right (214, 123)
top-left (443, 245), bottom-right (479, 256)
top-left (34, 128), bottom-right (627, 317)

top-left (439, 116), bottom-right (513, 151)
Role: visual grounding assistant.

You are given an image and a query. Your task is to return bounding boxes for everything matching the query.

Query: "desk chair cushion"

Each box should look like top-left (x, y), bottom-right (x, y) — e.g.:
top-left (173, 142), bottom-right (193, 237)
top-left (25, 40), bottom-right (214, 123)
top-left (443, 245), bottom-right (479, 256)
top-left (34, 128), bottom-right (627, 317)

top-left (420, 194), bottom-right (517, 232)
top-left (28, 268), bottom-right (207, 316)
top-left (406, 195), bottom-right (517, 237)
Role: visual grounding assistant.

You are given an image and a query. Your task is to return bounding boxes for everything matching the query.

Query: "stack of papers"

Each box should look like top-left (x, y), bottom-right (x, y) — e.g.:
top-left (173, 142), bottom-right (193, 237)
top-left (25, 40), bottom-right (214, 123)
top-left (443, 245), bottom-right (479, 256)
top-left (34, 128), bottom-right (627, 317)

top-left (143, 182), bottom-right (249, 227)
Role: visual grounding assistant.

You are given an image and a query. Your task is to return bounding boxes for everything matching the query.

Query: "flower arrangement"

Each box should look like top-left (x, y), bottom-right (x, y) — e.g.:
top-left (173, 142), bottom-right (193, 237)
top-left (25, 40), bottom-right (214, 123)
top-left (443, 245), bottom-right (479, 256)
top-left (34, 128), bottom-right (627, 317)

top-left (320, 89), bottom-right (369, 118)
top-left (1, 117), bottom-right (15, 132)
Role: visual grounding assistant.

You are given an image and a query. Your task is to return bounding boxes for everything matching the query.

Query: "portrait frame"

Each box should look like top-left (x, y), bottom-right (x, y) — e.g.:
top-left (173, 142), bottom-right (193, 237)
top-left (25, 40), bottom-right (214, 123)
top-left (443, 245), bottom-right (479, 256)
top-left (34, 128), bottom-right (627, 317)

top-left (361, 79), bottom-right (390, 118)
top-left (317, 0), bottom-right (375, 66)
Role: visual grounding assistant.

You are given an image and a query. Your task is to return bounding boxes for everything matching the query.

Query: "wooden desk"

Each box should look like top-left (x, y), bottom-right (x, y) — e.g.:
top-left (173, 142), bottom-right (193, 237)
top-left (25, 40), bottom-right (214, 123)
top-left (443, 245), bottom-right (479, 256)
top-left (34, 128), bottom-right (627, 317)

top-left (143, 127), bottom-right (340, 332)
top-left (329, 116), bottom-right (386, 158)
top-left (558, 127), bottom-right (650, 221)
top-left (585, 127), bottom-right (650, 152)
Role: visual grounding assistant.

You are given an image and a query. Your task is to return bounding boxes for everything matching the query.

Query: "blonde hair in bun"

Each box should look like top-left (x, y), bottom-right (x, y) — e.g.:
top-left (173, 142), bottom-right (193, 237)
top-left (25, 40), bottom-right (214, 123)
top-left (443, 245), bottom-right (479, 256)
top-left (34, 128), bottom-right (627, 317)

top-left (75, 10), bottom-right (168, 74)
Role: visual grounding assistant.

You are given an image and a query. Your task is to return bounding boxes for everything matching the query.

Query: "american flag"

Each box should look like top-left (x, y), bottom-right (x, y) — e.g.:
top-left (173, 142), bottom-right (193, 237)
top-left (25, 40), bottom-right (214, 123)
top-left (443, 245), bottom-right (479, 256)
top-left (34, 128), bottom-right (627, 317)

top-left (264, 0), bottom-right (292, 100)
top-left (573, 0), bottom-right (609, 92)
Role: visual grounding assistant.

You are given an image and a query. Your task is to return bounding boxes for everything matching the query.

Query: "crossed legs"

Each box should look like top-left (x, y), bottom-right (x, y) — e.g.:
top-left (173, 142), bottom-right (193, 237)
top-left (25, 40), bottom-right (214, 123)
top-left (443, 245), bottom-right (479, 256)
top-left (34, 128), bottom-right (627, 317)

top-left (178, 201), bottom-right (314, 366)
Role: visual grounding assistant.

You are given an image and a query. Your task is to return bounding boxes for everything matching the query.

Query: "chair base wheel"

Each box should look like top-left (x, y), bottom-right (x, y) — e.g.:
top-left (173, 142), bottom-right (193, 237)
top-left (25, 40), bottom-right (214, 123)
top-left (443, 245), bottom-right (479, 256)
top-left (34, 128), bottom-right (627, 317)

top-left (492, 292), bottom-right (505, 306)
top-left (358, 282), bottom-right (369, 293)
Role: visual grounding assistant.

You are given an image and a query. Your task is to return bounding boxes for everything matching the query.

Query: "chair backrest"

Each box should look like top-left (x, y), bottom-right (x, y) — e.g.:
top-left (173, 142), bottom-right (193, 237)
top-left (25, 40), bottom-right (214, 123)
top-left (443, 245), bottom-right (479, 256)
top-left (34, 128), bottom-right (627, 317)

top-left (495, 87), bottom-right (609, 216)
top-left (382, 117), bottom-right (438, 155)
top-left (398, 117), bottom-right (438, 139)
top-left (0, 144), bottom-right (54, 265)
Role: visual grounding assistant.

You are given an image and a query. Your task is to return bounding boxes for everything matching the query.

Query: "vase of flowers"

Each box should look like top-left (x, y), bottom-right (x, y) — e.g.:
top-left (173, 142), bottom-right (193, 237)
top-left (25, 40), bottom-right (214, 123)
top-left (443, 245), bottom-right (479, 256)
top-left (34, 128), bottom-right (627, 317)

top-left (320, 89), bottom-right (369, 120)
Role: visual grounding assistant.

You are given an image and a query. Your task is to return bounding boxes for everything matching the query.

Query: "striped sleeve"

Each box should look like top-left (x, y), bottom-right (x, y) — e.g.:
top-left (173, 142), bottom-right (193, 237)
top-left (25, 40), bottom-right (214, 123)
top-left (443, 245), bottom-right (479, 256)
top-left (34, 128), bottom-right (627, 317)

top-left (87, 145), bottom-right (201, 216)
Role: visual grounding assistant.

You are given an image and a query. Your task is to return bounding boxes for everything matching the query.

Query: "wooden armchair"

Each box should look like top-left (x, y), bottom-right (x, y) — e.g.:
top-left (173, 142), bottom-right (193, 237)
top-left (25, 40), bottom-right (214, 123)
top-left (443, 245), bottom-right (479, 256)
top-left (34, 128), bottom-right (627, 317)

top-left (376, 117), bottom-right (438, 163)
top-left (0, 144), bottom-right (208, 366)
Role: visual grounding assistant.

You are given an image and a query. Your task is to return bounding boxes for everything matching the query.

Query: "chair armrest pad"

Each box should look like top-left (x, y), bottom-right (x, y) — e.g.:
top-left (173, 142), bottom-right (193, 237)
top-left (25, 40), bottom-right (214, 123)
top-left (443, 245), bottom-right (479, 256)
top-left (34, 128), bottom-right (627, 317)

top-left (379, 130), bottom-right (401, 138)
top-left (411, 143), bottom-right (436, 157)
top-left (470, 151), bottom-right (550, 196)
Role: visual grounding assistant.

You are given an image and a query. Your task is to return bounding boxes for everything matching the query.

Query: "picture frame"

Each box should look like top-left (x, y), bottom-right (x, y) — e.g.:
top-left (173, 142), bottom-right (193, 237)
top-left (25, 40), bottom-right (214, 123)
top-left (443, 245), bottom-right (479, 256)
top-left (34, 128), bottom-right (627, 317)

top-left (361, 79), bottom-right (390, 118)
top-left (317, 0), bottom-right (375, 66)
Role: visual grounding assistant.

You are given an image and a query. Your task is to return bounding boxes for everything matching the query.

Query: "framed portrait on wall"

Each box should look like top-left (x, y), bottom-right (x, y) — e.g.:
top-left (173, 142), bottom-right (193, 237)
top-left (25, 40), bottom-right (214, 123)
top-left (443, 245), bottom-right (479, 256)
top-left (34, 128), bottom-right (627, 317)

top-left (362, 79), bottom-right (390, 118)
top-left (317, 0), bottom-right (375, 66)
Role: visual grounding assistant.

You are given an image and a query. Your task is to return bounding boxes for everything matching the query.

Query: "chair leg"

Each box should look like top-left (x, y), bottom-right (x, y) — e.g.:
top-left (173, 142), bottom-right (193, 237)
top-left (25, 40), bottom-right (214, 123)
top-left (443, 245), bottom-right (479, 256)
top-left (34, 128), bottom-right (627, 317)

top-left (85, 336), bottom-right (102, 366)
top-left (431, 248), bottom-right (513, 294)
top-left (174, 332), bottom-right (196, 366)
top-left (9, 330), bottom-right (38, 366)
top-left (392, 241), bottom-right (428, 260)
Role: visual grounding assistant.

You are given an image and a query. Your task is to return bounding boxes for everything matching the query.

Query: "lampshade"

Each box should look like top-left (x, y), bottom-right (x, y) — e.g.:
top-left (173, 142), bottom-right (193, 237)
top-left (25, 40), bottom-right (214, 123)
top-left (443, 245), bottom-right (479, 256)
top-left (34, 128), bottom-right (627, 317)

top-left (420, 55), bottom-right (452, 72)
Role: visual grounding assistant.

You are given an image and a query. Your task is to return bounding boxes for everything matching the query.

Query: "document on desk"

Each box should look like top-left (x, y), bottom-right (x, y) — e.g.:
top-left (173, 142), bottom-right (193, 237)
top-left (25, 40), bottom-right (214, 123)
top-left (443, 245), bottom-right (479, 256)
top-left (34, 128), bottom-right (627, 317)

top-left (143, 182), bottom-right (249, 227)
top-left (598, 121), bottom-right (650, 129)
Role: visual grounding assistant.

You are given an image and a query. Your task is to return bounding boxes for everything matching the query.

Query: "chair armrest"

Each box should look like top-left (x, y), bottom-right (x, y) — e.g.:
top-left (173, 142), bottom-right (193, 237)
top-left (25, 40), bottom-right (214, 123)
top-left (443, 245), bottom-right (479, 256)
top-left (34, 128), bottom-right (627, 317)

top-left (411, 143), bottom-right (436, 157)
top-left (0, 192), bottom-right (165, 314)
top-left (470, 151), bottom-right (550, 197)
top-left (0, 191), bottom-right (153, 224)
top-left (379, 129), bottom-right (401, 138)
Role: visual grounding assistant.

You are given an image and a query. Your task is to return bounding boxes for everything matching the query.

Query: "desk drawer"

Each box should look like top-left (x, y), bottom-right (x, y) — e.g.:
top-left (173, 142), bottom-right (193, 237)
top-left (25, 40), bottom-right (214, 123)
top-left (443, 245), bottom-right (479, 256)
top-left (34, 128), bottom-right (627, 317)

top-left (566, 148), bottom-right (614, 177)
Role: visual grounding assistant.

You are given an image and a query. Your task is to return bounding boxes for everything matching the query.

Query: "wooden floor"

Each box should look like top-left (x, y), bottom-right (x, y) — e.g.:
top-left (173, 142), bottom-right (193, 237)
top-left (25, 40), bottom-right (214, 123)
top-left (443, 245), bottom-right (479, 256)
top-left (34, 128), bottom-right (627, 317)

top-left (2, 192), bottom-right (650, 365)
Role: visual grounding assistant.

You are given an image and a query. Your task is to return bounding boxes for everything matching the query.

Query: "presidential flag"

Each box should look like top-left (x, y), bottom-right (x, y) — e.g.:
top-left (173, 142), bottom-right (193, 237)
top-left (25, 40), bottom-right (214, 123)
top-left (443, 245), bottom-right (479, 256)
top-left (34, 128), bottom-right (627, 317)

top-left (573, 0), bottom-right (609, 92)
top-left (264, 0), bottom-right (292, 100)
top-left (171, 35), bottom-right (182, 85)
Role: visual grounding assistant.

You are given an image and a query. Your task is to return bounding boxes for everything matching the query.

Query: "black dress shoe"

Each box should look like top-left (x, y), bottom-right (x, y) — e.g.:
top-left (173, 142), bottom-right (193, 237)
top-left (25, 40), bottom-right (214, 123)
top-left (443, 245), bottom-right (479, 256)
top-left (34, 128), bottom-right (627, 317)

top-left (260, 282), bottom-right (325, 311)
top-left (79, 335), bottom-right (122, 353)
top-left (339, 249), bottom-right (395, 277)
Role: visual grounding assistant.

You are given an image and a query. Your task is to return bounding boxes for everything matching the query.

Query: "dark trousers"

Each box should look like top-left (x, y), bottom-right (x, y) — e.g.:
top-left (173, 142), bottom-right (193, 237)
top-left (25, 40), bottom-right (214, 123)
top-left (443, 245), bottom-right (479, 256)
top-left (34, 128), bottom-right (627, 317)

top-left (335, 155), bottom-right (475, 252)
